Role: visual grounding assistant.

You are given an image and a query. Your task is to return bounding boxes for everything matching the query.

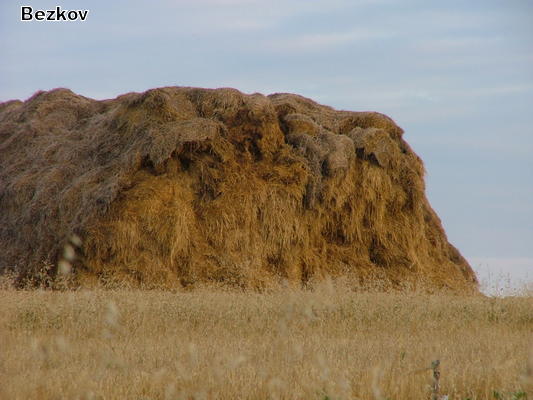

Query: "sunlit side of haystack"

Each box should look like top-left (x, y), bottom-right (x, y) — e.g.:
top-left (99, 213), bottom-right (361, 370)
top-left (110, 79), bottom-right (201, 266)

top-left (0, 87), bottom-right (477, 290)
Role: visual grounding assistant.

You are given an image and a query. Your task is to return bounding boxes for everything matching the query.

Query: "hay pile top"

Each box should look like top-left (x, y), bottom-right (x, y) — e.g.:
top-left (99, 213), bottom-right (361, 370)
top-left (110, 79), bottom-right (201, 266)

top-left (0, 87), bottom-right (477, 291)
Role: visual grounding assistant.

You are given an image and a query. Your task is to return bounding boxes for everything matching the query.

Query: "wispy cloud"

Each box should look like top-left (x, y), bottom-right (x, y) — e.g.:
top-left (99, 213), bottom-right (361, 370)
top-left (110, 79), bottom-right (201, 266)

top-left (265, 29), bottom-right (394, 52)
top-left (414, 35), bottom-right (504, 53)
top-left (457, 84), bottom-right (533, 97)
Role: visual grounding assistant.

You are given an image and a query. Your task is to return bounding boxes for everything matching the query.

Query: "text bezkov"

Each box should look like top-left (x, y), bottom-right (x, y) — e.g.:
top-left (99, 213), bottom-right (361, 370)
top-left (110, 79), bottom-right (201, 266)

top-left (21, 6), bottom-right (89, 22)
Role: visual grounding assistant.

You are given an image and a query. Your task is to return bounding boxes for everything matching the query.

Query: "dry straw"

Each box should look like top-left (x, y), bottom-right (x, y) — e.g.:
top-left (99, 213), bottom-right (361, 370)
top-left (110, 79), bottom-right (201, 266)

top-left (0, 87), bottom-right (477, 291)
top-left (1, 286), bottom-right (531, 399)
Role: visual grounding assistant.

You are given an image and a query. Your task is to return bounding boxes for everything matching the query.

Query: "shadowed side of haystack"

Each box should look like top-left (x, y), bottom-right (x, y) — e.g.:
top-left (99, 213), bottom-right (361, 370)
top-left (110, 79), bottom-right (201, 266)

top-left (0, 87), bottom-right (478, 291)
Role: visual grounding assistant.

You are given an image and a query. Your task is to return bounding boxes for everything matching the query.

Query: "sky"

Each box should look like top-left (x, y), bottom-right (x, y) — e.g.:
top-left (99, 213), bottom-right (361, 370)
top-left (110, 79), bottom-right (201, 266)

top-left (1, 0), bottom-right (532, 294)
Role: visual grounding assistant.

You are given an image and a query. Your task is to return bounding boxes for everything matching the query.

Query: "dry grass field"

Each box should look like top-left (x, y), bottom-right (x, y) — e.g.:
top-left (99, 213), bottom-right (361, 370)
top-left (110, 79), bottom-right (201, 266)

top-left (1, 282), bottom-right (531, 400)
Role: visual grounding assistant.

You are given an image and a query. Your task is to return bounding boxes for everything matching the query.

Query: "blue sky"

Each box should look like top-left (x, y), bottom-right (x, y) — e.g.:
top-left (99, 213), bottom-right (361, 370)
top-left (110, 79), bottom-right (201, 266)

top-left (1, 0), bottom-right (532, 293)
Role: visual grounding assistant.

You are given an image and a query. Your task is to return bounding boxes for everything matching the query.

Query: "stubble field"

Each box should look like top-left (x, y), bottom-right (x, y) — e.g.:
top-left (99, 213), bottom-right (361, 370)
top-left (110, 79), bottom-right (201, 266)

top-left (0, 282), bottom-right (531, 400)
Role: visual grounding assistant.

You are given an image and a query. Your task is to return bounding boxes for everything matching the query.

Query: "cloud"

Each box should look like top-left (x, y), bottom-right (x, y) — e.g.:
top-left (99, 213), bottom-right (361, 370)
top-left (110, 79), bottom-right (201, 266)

top-left (414, 35), bottom-right (503, 53)
top-left (185, 0), bottom-right (262, 4)
top-left (265, 29), bottom-right (394, 52)
top-left (457, 84), bottom-right (533, 97)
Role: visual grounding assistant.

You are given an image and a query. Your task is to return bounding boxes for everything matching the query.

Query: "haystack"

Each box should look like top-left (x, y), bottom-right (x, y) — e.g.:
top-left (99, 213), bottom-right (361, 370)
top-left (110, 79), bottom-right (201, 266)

top-left (0, 87), bottom-right (478, 291)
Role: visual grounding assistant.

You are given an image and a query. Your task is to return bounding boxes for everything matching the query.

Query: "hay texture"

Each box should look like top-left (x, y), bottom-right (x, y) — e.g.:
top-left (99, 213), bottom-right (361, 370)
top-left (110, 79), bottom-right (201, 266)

top-left (0, 87), bottom-right (477, 291)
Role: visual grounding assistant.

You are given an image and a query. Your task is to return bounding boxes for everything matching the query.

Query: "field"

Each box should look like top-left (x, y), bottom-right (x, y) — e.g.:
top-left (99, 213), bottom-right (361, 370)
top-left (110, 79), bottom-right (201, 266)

top-left (1, 283), bottom-right (531, 400)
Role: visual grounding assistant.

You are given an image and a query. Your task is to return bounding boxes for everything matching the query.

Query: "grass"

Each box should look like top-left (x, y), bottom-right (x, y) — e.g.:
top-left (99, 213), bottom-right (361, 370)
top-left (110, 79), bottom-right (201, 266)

top-left (0, 282), bottom-right (531, 399)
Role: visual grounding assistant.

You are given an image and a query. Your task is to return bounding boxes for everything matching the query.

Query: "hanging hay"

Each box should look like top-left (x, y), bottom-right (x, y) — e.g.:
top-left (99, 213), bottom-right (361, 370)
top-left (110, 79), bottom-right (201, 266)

top-left (0, 87), bottom-right (477, 291)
